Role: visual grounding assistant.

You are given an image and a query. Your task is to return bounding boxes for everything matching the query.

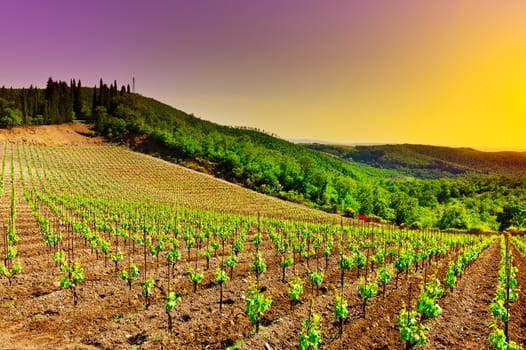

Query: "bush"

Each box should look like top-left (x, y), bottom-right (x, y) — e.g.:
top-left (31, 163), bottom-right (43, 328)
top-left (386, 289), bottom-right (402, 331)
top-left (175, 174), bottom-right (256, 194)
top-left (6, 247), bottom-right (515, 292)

top-left (343, 207), bottom-right (356, 218)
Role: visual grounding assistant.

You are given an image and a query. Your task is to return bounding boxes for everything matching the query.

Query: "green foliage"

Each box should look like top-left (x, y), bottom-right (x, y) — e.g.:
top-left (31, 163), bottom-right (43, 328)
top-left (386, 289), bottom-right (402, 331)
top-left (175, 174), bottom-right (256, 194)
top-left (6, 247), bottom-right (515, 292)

top-left (245, 285), bottom-right (272, 333)
top-left (415, 277), bottom-right (444, 320)
top-left (0, 260), bottom-right (22, 283)
top-left (109, 250), bottom-right (124, 268)
top-left (187, 266), bottom-right (204, 291)
top-left (423, 277), bottom-right (444, 300)
top-left (307, 143), bottom-right (526, 179)
top-left (486, 235), bottom-right (523, 350)
top-left (166, 247), bottom-right (181, 266)
top-left (214, 267), bottom-right (228, 284)
top-left (119, 269), bottom-right (128, 281)
top-left (488, 322), bottom-right (522, 350)
top-left (250, 251), bottom-right (267, 275)
top-left (288, 276), bottom-right (304, 303)
top-left (1, 107), bottom-right (22, 128)
top-left (490, 298), bottom-right (508, 323)
top-left (378, 265), bottom-right (392, 285)
top-left (394, 250), bottom-right (412, 274)
top-left (417, 291), bottom-right (442, 319)
top-left (358, 279), bottom-right (379, 302)
top-left (299, 313), bottom-right (322, 350)
top-left (60, 261), bottom-right (84, 288)
top-left (437, 200), bottom-right (471, 230)
top-left (308, 271), bottom-right (324, 289)
top-left (338, 254), bottom-right (354, 271)
top-left (53, 249), bottom-right (67, 265)
top-left (397, 303), bottom-right (426, 346)
top-left (491, 236), bottom-right (520, 327)
top-left (334, 293), bottom-right (348, 321)
top-left (497, 202), bottom-right (526, 231)
top-left (164, 289), bottom-right (181, 332)
top-left (6, 246), bottom-right (17, 260)
top-left (58, 260), bottom-right (84, 306)
top-left (165, 290), bottom-right (181, 313)
top-left (141, 278), bottom-right (155, 300)
top-left (355, 250), bottom-right (366, 270)
top-left (445, 262), bottom-right (457, 290)
top-left (120, 263), bottom-right (139, 288)
top-left (280, 255), bottom-right (294, 269)
top-left (233, 238), bottom-right (245, 255)
top-left (224, 253), bottom-right (238, 270)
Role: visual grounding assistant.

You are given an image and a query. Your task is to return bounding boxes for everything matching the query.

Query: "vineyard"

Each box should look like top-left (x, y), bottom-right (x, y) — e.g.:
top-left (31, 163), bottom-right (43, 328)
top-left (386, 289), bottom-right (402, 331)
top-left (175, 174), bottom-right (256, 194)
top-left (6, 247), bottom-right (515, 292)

top-left (0, 142), bottom-right (525, 350)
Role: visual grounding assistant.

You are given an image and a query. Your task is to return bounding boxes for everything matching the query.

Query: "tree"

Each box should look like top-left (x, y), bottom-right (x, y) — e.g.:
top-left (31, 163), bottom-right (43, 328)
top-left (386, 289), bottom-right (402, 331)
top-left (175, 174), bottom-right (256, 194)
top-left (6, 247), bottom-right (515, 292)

top-left (73, 80), bottom-right (83, 118)
top-left (437, 200), bottom-right (471, 230)
top-left (391, 191), bottom-right (419, 225)
top-left (94, 106), bottom-right (108, 132)
top-left (92, 85), bottom-right (98, 114)
top-left (497, 202), bottom-right (526, 231)
top-left (1, 108), bottom-right (23, 128)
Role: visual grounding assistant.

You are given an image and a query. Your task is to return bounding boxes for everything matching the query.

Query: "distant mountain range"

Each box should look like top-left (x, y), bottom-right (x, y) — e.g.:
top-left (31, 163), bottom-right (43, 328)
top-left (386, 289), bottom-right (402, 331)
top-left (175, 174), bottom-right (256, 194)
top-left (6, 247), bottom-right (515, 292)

top-left (304, 143), bottom-right (526, 179)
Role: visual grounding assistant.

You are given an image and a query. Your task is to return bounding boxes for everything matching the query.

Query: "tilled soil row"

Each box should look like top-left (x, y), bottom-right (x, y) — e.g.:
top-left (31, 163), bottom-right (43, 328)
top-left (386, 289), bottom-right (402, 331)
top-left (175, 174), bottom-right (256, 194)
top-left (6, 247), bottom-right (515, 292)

top-left (242, 248), bottom-right (455, 349)
top-left (509, 244), bottom-right (526, 347)
top-left (424, 238), bottom-right (500, 349)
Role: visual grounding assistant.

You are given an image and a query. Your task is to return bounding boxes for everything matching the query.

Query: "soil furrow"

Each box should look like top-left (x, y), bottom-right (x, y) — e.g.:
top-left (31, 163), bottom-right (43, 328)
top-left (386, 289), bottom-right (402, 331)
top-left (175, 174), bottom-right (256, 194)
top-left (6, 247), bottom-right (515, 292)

top-left (509, 244), bottom-right (526, 346)
top-left (424, 239), bottom-right (500, 349)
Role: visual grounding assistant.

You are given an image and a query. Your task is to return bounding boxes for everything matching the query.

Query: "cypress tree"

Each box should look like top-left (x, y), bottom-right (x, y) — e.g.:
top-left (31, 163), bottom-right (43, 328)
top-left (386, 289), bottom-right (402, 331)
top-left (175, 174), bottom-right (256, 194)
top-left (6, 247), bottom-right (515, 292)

top-left (92, 85), bottom-right (98, 112)
top-left (73, 80), bottom-right (83, 118)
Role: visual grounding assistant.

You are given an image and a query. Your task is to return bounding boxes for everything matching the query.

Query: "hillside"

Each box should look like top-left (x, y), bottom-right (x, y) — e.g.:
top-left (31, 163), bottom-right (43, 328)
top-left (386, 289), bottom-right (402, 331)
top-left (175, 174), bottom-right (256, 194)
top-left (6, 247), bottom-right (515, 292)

top-left (2, 79), bottom-right (526, 231)
top-left (305, 143), bottom-right (526, 179)
top-left (1, 80), bottom-right (400, 214)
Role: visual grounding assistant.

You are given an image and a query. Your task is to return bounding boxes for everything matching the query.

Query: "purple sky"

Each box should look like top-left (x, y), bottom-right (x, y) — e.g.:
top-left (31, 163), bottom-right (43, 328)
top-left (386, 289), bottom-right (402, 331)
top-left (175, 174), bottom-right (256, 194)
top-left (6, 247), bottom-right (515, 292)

top-left (1, 1), bottom-right (525, 149)
top-left (2, 1), bottom-right (352, 88)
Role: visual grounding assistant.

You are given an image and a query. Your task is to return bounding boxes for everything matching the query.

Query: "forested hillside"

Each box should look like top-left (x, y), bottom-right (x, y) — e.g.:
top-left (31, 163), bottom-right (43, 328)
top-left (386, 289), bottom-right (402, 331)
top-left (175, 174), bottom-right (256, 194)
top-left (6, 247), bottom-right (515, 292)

top-left (306, 143), bottom-right (526, 178)
top-left (1, 78), bottom-right (525, 231)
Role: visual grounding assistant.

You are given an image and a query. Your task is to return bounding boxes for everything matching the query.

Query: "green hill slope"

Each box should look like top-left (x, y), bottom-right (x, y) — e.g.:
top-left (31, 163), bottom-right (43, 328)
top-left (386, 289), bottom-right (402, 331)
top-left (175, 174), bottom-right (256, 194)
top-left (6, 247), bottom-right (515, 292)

top-left (0, 79), bottom-right (398, 213)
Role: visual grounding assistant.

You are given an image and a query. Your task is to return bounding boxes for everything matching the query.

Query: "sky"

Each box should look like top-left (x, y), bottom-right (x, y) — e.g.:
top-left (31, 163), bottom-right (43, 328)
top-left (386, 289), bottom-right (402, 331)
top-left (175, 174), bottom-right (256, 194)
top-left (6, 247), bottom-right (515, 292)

top-left (1, 0), bottom-right (525, 150)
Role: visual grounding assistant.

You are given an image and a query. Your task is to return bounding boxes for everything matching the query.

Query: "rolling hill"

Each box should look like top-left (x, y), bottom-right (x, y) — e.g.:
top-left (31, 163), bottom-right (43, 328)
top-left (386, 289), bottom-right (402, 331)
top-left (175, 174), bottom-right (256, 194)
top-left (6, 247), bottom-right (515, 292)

top-left (305, 143), bottom-right (526, 179)
top-left (2, 78), bottom-right (526, 231)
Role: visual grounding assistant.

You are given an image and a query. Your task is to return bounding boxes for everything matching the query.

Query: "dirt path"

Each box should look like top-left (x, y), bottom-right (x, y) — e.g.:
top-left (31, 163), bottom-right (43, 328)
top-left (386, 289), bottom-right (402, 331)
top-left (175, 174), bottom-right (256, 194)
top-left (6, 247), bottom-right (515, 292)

top-left (424, 239), bottom-right (500, 349)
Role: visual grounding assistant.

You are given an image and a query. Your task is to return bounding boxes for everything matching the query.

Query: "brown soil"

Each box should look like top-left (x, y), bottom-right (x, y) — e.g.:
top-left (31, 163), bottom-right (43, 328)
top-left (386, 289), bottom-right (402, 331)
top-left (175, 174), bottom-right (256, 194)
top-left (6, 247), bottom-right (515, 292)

top-left (0, 123), bottom-right (104, 145)
top-left (509, 245), bottom-right (526, 346)
top-left (239, 236), bottom-right (526, 350)
top-left (424, 240), bottom-right (500, 349)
